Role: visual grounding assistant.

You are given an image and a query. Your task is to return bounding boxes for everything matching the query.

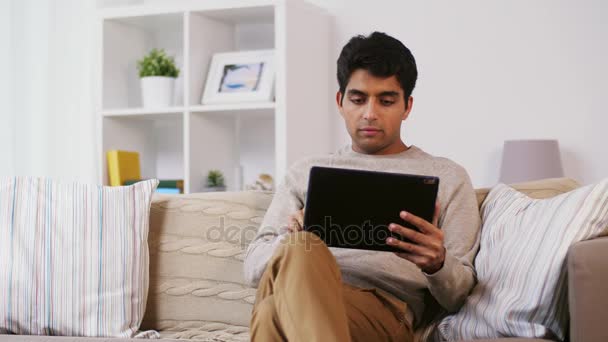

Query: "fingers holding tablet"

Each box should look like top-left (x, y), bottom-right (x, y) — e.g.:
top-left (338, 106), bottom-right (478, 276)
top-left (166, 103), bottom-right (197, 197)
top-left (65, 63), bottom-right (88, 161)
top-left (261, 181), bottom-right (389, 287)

top-left (388, 202), bottom-right (446, 274)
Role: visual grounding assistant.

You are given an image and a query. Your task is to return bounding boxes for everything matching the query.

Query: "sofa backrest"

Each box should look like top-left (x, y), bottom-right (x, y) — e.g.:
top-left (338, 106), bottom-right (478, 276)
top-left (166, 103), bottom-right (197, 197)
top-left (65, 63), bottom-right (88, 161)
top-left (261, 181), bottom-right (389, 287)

top-left (141, 177), bottom-right (580, 336)
top-left (141, 190), bottom-right (273, 338)
top-left (475, 177), bottom-right (580, 205)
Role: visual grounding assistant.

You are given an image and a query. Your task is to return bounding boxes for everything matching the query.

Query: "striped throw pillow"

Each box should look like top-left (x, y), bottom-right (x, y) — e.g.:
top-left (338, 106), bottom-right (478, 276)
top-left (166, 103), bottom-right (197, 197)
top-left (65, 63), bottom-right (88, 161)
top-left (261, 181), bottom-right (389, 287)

top-left (438, 179), bottom-right (608, 340)
top-left (0, 177), bottom-right (159, 337)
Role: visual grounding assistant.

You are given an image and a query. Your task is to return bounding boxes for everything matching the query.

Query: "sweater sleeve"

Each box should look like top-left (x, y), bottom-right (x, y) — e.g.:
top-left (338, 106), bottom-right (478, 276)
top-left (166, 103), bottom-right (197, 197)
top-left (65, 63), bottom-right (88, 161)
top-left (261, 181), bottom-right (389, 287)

top-left (243, 163), bottom-right (305, 287)
top-left (423, 165), bottom-right (481, 312)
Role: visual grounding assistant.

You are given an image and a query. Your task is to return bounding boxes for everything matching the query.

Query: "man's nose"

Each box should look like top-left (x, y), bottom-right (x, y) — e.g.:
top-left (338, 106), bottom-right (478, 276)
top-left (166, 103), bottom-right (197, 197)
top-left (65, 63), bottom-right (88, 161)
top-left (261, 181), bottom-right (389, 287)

top-left (362, 100), bottom-right (379, 121)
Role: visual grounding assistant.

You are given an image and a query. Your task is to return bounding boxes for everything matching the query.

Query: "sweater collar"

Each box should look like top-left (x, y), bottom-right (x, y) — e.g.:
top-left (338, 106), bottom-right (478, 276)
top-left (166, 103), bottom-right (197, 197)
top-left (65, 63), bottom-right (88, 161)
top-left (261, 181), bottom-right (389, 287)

top-left (337, 144), bottom-right (423, 159)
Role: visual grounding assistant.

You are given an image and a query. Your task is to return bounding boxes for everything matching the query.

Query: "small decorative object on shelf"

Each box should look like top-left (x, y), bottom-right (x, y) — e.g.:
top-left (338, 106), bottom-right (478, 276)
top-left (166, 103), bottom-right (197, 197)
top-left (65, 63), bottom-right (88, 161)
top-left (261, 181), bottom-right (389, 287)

top-left (246, 173), bottom-right (274, 192)
top-left (204, 169), bottom-right (226, 192)
top-left (124, 179), bottom-right (184, 194)
top-left (201, 50), bottom-right (275, 105)
top-left (137, 48), bottom-right (180, 108)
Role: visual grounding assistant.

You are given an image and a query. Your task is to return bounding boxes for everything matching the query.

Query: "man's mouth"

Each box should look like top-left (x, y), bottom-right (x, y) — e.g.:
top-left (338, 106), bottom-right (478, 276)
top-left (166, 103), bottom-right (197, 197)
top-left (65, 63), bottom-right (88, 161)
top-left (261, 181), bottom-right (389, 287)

top-left (359, 127), bottom-right (381, 136)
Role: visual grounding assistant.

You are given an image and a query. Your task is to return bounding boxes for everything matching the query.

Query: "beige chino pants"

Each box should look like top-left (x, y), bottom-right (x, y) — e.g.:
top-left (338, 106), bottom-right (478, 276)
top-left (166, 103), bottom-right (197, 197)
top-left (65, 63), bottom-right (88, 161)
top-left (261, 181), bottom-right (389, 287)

top-left (250, 231), bottom-right (414, 342)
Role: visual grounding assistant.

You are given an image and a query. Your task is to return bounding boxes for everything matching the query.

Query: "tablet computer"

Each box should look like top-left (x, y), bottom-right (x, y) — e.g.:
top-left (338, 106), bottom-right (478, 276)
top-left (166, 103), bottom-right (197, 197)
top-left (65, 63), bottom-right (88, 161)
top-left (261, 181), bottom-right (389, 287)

top-left (302, 166), bottom-right (439, 252)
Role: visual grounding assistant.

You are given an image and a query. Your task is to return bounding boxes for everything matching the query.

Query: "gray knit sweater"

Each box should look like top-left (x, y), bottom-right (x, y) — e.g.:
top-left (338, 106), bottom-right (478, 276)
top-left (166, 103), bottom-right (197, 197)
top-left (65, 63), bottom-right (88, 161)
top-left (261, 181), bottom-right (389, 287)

top-left (243, 145), bottom-right (481, 327)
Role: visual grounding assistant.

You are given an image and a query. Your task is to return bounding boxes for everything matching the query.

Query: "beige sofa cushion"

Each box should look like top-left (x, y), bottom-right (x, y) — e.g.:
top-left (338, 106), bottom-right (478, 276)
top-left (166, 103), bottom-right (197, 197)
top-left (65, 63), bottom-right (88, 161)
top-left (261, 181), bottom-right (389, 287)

top-left (142, 191), bottom-right (272, 341)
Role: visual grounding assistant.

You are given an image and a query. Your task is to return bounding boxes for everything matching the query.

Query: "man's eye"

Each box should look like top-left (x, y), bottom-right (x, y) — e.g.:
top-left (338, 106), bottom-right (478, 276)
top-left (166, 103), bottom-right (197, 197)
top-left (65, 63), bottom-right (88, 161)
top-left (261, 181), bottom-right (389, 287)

top-left (381, 100), bottom-right (395, 106)
top-left (350, 98), bottom-right (365, 104)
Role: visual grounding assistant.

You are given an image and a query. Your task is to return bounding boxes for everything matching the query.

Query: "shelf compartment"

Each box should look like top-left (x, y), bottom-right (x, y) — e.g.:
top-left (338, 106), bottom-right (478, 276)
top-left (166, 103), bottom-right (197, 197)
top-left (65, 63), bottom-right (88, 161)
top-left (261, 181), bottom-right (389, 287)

top-left (102, 13), bottom-right (184, 110)
top-left (187, 112), bottom-right (275, 193)
top-left (102, 115), bottom-right (184, 186)
top-left (187, 6), bottom-right (275, 107)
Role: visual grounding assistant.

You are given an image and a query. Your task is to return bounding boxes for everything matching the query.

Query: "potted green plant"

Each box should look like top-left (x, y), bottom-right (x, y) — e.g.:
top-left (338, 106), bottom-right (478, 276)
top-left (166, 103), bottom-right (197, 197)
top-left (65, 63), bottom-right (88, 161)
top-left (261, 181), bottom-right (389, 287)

top-left (137, 48), bottom-right (180, 108)
top-left (204, 169), bottom-right (226, 192)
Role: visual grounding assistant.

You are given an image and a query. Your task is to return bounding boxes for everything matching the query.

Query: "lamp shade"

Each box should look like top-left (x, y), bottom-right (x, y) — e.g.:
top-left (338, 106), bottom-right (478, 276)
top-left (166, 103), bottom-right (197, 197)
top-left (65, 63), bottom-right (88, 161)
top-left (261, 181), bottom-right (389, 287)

top-left (499, 139), bottom-right (564, 183)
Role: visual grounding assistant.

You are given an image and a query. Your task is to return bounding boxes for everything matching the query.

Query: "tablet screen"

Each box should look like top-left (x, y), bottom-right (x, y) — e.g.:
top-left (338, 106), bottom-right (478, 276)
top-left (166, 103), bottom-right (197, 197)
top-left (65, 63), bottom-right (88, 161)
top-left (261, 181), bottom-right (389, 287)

top-left (303, 166), bottom-right (439, 252)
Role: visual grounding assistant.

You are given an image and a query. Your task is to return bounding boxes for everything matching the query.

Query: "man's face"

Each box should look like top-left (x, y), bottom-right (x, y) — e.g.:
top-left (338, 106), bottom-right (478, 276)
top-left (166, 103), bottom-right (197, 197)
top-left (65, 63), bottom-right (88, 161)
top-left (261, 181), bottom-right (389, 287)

top-left (337, 69), bottom-right (413, 155)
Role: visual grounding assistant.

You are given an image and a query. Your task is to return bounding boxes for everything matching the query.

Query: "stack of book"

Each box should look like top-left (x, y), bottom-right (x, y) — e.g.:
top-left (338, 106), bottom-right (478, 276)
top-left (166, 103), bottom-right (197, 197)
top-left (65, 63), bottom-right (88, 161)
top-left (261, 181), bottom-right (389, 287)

top-left (123, 179), bottom-right (183, 194)
top-left (107, 150), bottom-right (184, 194)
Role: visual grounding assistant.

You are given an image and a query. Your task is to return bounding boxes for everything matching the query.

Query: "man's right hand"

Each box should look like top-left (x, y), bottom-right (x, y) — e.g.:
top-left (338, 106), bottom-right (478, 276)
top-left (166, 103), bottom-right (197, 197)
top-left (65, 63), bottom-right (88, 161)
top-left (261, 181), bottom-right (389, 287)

top-left (287, 209), bottom-right (305, 233)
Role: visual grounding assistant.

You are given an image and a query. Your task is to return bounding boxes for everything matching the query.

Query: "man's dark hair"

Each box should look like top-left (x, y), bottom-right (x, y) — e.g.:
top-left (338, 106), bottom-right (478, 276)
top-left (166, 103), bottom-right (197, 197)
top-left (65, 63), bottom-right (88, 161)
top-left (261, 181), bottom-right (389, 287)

top-left (337, 31), bottom-right (418, 106)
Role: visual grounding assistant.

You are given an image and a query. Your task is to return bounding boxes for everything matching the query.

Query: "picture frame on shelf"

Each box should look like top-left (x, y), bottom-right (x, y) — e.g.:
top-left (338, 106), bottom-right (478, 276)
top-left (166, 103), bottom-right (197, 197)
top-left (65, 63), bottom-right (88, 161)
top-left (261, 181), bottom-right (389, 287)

top-left (201, 49), bottom-right (275, 105)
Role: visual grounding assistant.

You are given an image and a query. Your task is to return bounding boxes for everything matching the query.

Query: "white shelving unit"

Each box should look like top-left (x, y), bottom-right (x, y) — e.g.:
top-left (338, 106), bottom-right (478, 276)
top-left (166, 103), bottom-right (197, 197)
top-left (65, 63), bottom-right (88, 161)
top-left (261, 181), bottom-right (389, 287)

top-left (96, 0), bottom-right (332, 193)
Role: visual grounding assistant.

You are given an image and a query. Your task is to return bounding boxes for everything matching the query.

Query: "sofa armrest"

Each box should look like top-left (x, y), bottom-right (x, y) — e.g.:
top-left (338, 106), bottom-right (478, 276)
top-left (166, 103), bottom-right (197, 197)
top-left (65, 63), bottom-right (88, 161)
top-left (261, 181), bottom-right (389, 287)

top-left (568, 236), bottom-right (608, 342)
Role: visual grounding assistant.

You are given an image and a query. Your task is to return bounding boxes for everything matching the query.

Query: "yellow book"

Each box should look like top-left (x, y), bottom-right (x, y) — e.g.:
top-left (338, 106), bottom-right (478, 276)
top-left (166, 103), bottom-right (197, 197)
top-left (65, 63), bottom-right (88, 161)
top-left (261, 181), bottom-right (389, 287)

top-left (106, 150), bottom-right (141, 186)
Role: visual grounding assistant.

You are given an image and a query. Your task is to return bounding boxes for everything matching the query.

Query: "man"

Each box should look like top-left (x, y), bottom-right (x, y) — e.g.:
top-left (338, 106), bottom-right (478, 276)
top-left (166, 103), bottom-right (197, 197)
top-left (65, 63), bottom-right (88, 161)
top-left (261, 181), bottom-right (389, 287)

top-left (243, 31), bottom-right (481, 341)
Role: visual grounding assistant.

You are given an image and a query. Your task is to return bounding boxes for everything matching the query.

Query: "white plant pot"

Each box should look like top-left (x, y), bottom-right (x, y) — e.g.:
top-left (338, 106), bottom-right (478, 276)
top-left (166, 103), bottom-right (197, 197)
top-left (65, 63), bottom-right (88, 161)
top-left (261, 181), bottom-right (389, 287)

top-left (141, 76), bottom-right (175, 108)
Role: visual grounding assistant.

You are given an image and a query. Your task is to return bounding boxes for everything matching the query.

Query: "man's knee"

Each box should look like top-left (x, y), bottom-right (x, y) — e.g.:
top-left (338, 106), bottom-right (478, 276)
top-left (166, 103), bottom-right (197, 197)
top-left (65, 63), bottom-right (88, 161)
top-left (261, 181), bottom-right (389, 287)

top-left (281, 231), bottom-right (326, 254)
top-left (267, 231), bottom-right (338, 279)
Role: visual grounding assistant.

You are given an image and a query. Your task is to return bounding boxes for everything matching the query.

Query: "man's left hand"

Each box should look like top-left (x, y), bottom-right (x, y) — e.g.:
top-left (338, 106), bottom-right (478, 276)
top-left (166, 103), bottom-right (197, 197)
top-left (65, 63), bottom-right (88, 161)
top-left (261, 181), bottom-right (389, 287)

top-left (386, 202), bottom-right (446, 274)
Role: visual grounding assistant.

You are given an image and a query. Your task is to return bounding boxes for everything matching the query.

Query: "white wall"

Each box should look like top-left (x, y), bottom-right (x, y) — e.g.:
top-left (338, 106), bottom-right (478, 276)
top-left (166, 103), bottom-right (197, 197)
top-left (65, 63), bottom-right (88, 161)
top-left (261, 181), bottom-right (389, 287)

top-left (0, 1), bottom-right (15, 177)
top-left (2, 0), bottom-right (97, 183)
top-left (10, 0), bottom-right (608, 187)
top-left (9, 0), bottom-right (52, 178)
top-left (309, 0), bottom-right (608, 187)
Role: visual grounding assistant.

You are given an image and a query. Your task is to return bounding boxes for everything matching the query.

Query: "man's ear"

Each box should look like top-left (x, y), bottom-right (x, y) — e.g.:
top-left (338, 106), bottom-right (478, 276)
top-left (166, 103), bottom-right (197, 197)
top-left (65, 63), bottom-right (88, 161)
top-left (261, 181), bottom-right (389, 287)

top-left (336, 91), bottom-right (345, 117)
top-left (402, 96), bottom-right (414, 121)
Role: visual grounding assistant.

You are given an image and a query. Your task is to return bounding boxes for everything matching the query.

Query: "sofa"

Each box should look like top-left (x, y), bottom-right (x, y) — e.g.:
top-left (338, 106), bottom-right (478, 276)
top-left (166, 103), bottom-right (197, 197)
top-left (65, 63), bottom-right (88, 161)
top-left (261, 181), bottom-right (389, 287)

top-left (0, 177), bottom-right (606, 342)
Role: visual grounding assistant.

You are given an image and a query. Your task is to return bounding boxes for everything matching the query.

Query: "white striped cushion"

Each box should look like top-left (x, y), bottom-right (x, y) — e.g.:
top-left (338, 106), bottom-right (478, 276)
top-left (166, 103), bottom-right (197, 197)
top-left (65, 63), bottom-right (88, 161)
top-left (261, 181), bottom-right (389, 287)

top-left (438, 179), bottom-right (608, 341)
top-left (0, 177), bottom-right (159, 337)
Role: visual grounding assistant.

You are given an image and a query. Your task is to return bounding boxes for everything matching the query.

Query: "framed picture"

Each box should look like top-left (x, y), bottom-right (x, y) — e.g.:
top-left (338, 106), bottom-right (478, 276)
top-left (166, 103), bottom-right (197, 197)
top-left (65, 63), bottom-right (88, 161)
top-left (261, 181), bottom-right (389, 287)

top-left (201, 49), bottom-right (275, 104)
